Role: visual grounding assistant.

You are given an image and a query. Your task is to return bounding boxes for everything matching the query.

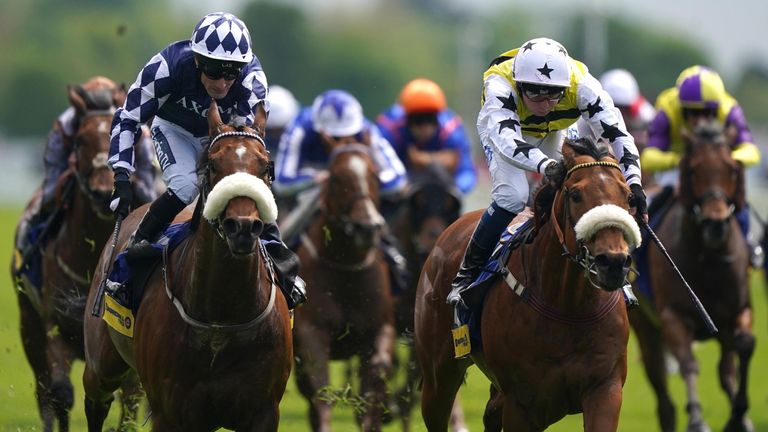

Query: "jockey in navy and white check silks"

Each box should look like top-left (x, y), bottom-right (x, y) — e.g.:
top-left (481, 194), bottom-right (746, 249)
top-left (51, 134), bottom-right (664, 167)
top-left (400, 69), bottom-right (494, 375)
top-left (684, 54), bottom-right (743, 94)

top-left (108, 40), bottom-right (267, 174)
top-left (190, 12), bottom-right (253, 63)
top-left (273, 107), bottom-right (407, 198)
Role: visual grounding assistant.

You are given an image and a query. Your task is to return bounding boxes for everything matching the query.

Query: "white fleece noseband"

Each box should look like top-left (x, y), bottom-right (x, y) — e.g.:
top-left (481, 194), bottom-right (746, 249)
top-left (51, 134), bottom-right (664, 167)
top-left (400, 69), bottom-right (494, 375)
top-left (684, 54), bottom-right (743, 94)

top-left (203, 172), bottom-right (278, 223)
top-left (573, 204), bottom-right (641, 248)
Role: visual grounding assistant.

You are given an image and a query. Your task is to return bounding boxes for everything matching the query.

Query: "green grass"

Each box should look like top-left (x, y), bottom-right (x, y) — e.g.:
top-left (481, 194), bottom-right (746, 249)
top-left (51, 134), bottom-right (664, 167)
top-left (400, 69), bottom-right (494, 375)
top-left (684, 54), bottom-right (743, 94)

top-left (1, 205), bottom-right (767, 431)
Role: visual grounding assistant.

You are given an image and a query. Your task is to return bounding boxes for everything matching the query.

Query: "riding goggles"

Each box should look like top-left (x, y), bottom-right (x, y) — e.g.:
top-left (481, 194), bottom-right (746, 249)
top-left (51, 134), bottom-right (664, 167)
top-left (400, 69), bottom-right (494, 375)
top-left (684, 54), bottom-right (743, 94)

top-left (199, 60), bottom-right (244, 81)
top-left (521, 84), bottom-right (566, 102)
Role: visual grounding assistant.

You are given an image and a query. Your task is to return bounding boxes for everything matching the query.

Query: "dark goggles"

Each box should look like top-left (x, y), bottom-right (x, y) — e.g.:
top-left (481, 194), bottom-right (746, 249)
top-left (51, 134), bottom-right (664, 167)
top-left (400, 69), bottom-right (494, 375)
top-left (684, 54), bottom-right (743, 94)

top-left (406, 112), bottom-right (439, 126)
top-left (521, 84), bottom-right (566, 102)
top-left (198, 57), bottom-right (244, 81)
top-left (682, 107), bottom-right (717, 119)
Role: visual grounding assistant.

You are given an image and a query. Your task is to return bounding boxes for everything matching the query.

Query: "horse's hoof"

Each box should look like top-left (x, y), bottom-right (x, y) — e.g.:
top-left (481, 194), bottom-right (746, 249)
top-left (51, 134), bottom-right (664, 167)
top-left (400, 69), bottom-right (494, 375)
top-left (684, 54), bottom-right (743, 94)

top-left (724, 417), bottom-right (754, 432)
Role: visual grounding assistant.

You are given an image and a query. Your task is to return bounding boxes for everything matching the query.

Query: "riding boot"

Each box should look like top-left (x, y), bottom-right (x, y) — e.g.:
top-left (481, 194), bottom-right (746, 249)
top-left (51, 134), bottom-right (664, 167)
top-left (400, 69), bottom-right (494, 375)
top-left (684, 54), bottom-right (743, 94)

top-left (735, 205), bottom-right (763, 268)
top-left (262, 223), bottom-right (307, 309)
top-left (381, 231), bottom-right (409, 296)
top-left (126, 190), bottom-right (186, 260)
top-left (447, 202), bottom-right (517, 310)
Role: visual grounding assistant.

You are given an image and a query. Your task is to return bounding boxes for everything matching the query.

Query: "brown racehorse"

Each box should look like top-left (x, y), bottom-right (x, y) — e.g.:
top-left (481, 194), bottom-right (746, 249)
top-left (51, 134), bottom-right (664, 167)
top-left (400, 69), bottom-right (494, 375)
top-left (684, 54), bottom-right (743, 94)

top-left (10, 80), bottom-right (144, 432)
top-left (389, 163), bottom-right (464, 431)
top-left (416, 137), bottom-right (641, 431)
top-left (292, 142), bottom-right (395, 431)
top-left (630, 124), bottom-right (754, 432)
top-left (83, 101), bottom-right (293, 431)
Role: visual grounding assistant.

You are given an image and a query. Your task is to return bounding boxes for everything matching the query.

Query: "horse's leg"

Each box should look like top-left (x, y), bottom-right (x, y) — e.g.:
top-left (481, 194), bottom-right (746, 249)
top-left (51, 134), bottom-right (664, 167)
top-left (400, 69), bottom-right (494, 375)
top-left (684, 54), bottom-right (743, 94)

top-left (581, 375), bottom-right (623, 432)
top-left (17, 293), bottom-right (55, 432)
top-left (500, 393), bottom-right (537, 432)
top-left (449, 394), bottom-right (469, 432)
top-left (419, 350), bottom-right (469, 431)
top-left (117, 371), bottom-right (143, 432)
top-left (357, 323), bottom-right (395, 432)
top-left (44, 323), bottom-right (75, 432)
top-left (482, 384), bottom-right (503, 432)
top-left (723, 308), bottom-right (755, 432)
top-left (629, 308), bottom-right (675, 431)
top-left (239, 403), bottom-right (280, 432)
top-left (293, 327), bottom-right (332, 432)
top-left (660, 309), bottom-right (709, 432)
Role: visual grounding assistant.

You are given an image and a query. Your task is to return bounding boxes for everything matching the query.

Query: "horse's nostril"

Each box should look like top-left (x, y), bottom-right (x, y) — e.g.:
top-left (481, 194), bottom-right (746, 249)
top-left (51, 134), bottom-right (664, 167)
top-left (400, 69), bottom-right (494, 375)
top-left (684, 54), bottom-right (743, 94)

top-left (222, 218), bottom-right (240, 236)
top-left (251, 220), bottom-right (264, 236)
top-left (595, 253), bottom-right (630, 270)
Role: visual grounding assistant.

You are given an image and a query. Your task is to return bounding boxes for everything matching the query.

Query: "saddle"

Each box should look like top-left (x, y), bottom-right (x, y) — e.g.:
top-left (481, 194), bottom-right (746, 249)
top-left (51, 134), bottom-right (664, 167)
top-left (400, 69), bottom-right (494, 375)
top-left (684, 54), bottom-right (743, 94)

top-left (453, 210), bottom-right (536, 358)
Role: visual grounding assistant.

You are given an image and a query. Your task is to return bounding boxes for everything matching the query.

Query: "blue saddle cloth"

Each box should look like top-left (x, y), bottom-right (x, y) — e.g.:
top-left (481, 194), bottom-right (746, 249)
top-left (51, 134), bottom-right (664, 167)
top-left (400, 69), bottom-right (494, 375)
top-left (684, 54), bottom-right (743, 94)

top-left (458, 218), bottom-right (534, 352)
top-left (632, 210), bottom-right (666, 304)
top-left (106, 222), bottom-right (194, 314)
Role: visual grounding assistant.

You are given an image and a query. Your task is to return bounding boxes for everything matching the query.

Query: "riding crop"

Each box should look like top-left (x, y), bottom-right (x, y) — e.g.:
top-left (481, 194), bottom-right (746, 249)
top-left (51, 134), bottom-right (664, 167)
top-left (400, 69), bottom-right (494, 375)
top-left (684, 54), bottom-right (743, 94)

top-left (91, 214), bottom-right (123, 317)
top-left (640, 219), bottom-right (718, 335)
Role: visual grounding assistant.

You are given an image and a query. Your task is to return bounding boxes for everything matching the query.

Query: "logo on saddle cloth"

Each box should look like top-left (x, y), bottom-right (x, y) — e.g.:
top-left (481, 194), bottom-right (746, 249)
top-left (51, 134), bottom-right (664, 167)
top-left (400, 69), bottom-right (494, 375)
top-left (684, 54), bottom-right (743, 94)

top-left (103, 293), bottom-right (135, 338)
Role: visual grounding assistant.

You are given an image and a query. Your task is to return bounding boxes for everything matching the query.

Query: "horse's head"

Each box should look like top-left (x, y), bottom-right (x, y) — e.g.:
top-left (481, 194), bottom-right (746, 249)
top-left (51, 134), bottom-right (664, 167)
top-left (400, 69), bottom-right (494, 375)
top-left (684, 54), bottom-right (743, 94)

top-left (406, 163), bottom-right (461, 258)
top-left (679, 123), bottom-right (744, 247)
top-left (200, 100), bottom-right (276, 256)
top-left (68, 77), bottom-right (125, 216)
top-left (539, 137), bottom-right (641, 291)
top-left (323, 142), bottom-right (384, 249)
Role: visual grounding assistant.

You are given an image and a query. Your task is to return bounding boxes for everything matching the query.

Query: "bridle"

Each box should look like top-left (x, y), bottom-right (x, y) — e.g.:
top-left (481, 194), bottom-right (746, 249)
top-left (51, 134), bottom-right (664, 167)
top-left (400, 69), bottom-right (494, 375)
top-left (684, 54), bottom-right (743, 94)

top-left (550, 160), bottom-right (624, 288)
top-left (71, 109), bottom-right (115, 217)
top-left (197, 130), bottom-right (269, 240)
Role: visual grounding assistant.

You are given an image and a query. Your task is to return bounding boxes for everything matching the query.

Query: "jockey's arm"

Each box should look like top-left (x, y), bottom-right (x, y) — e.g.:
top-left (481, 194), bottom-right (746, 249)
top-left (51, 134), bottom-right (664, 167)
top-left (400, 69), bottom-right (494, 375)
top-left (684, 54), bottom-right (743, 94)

top-left (407, 146), bottom-right (459, 173)
top-left (726, 104), bottom-right (760, 167)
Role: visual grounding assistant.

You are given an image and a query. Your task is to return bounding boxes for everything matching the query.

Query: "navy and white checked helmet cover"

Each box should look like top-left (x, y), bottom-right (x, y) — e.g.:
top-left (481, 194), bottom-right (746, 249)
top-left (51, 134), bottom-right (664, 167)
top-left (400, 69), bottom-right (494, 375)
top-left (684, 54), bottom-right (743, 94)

top-left (190, 12), bottom-right (253, 63)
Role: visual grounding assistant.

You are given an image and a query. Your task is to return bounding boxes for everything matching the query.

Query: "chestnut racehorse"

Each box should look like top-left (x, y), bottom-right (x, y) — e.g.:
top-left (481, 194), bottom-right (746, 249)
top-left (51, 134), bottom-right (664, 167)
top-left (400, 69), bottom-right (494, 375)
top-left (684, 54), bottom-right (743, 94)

top-left (415, 137), bottom-right (641, 431)
top-left (292, 143), bottom-right (395, 431)
top-left (630, 124), bottom-right (754, 432)
top-left (83, 101), bottom-right (292, 431)
top-left (10, 80), bottom-right (145, 432)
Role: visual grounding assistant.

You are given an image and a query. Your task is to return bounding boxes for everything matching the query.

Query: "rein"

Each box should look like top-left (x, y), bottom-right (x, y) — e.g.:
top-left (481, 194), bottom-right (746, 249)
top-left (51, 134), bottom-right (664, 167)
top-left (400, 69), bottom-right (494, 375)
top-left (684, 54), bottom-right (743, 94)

top-left (551, 160), bottom-right (622, 288)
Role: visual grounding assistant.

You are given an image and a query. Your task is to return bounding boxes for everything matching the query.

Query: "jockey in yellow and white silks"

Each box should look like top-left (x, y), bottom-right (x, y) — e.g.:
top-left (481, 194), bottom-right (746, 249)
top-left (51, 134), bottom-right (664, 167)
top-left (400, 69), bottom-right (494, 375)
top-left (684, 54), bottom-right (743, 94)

top-left (447, 37), bottom-right (645, 319)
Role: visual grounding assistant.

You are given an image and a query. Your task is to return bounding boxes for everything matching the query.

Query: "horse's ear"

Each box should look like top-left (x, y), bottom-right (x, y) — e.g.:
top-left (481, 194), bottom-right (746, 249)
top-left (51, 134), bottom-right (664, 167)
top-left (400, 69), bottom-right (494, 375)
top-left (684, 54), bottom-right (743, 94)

top-left (67, 85), bottom-right (87, 117)
top-left (208, 99), bottom-right (224, 136)
top-left (113, 83), bottom-right (127, 108)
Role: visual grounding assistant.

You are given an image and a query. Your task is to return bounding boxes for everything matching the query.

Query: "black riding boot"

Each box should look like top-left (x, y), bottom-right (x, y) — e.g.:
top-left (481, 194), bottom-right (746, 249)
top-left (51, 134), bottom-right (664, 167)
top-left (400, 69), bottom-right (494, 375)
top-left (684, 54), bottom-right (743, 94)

top-left (262, 223), bottom-right (307, 309)
top-left (447, 202), bottom-right (517, 310)
top-left (127, 190), bottom-right (186, 260)
top-left (381, 232), bottom-right (409, 296)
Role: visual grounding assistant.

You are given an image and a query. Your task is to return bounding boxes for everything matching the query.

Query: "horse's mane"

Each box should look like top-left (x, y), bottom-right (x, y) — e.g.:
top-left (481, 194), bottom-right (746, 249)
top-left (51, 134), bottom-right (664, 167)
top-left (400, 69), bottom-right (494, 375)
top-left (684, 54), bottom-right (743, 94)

top-left (532, 137), bottom-right (612, 230)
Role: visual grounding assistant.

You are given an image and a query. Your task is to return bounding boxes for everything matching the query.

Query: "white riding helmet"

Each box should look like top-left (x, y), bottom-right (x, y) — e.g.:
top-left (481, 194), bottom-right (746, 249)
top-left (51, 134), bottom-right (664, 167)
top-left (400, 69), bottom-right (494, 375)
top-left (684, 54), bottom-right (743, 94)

top-left (600, 69), bottom-right (640, 107)
top-left (311, 90), bottom-right (364, 137)
top-left (266, 85), bottom-right (300, 130)
top-left (190, 12), bottom-right (253, 63)
top-left (513, 38), bottom-right (571, 88)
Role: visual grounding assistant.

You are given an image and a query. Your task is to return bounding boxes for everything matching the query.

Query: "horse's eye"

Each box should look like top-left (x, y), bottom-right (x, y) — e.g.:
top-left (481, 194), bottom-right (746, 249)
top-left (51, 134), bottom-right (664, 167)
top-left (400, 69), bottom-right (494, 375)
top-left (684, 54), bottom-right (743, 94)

top-left (569, 190), bottom-right (583, 203)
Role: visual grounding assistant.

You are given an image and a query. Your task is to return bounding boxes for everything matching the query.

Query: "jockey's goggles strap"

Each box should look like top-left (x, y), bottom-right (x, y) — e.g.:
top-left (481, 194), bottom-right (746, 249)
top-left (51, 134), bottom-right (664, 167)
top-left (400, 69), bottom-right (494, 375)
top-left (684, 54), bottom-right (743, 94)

top-left (566, 161), bottom-right (621, 179)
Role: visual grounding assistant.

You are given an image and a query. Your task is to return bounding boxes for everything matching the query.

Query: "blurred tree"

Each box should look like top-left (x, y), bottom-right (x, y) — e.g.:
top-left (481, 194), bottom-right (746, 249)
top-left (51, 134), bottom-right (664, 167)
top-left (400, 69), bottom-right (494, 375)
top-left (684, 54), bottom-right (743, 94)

top-left (733, 63), bottom-right (768, 126)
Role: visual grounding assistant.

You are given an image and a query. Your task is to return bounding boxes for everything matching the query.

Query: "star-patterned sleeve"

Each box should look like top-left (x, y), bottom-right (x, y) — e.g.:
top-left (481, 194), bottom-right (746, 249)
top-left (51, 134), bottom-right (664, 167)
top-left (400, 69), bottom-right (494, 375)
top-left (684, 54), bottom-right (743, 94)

top-left (575, 73), bottom-right (642, 186)
top-left (477, 74), bottom-right (551, 173)
top-left (108, 52), bottom-right (172, 173)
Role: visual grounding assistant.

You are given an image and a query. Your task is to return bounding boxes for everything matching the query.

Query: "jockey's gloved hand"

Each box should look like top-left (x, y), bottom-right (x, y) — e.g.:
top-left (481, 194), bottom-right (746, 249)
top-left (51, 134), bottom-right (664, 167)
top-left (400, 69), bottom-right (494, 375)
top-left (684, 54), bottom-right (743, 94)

top-left (629, 183), bottom-right (648, 223)
top-left (544, 160), bottom-right (565, 187)
top-left (110, 168), bottom-right (133, 218)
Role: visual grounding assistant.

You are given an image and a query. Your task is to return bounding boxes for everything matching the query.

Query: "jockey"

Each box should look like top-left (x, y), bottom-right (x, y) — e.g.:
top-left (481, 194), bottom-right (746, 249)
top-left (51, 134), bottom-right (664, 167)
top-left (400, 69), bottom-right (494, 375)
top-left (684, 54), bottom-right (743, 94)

top-left (25, 76), bottom-right (156, 243)
top-left (265, 85), bottom-right (300, 155)
top-left (376, 78), bottom-right (478, 195)
top-left (273, 89), bottom-right (410, 293)
top-left (107, 12), bottom-right (306, 309)
top-left (599, 68), bottom-right (658, 192)
top-left (447, 37), bottom-right (646, 312)
top-left (643, 65), bottom-right (761, 265)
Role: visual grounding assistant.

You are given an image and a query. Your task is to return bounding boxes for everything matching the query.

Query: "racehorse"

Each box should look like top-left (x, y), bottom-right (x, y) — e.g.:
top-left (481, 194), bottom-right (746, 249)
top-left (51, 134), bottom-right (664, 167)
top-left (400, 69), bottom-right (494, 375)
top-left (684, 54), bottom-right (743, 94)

top-left (388, 163), bottom-right (464, 431)
top-left (630, 124), bottom-right (754, 432)
top-left (83, 101), bottom-right (293, 431)
top-left (415, 137), bottom-right (641, 431)
top-left (10, 80), bottom-right (144, 432)
top-left (292, 142), bottom-right (395, 431)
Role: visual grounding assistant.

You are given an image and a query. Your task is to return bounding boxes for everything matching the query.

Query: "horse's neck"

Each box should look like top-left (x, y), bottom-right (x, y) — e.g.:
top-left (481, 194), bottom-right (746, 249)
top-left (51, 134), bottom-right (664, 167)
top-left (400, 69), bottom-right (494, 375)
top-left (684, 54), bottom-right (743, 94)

top-left (182, 224), bottom-right (268, 322)
top-left (55, 190), bottom-right (112, 264)
top-left (312, 214), bottom-right (376, 262)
